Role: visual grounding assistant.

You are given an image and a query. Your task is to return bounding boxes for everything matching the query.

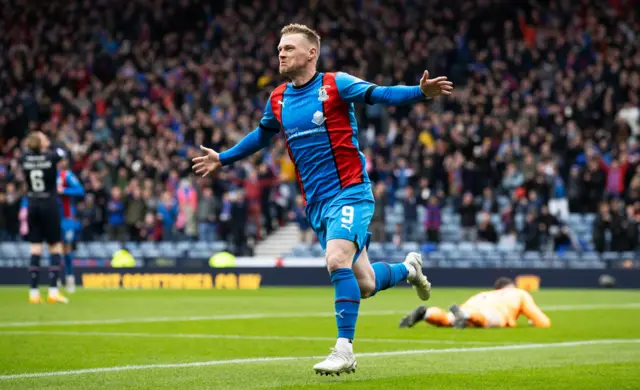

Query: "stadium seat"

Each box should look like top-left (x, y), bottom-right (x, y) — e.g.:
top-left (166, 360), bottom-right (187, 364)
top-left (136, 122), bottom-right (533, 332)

top-left (175, 241), bottom-right (193, 254)
top-left (210, 241), bottom-right (227, 253)
top-left (74, 243), bottom-right (91, 258)
top-left (104, 241), bottom-right (122, 255)
top-left (157, 242), bottom-right (181, 258)
top-left (601, 252), bottom-right (619, 262)
top-left (139, 242), bottom-right (161, 257)
top-left (87, 242), bottom-right (106, 257)
top-left (17, 242), bottom-right (30, 257)
top-left (483, 253), bottom-right (503, 268)
top-left (458, 242), bottom-right (475, 252)
top-left (559, 252), bottom-right (579, 262)
top-left (476, 242), bottom-right (496, 253)
top-left (0, 243), bottom-right (19, 258)
top-left (428, 251), bottom-right (445, 262)
top-left (401, 242), bottom-right (420, 253)
top-left (438, 242), bottom-right (456, 253)
top-left (581, 252), bottom-right (601, 262)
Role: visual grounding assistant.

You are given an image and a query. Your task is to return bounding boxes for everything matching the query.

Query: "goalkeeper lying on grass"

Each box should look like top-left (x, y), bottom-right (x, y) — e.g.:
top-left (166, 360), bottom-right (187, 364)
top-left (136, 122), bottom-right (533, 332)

top-left (399, 277), bottom-right (551, 329)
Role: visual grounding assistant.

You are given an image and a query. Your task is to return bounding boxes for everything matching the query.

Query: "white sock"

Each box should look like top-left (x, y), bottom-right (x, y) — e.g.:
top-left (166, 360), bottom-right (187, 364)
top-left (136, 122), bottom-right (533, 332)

top-left (49, 287), bottom-right (59, 296)
top-left (404, 263), bottom-right (416, 280)
top-left (29, 289), bottom-right (40, 299)
top-left (335, 337), bottom-right (353, 353)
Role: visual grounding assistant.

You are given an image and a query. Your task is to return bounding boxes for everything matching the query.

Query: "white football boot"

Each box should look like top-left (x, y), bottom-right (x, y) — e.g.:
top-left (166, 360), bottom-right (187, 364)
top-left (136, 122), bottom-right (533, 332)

top-left (313, 347), bottom-right (357, 376)
top-left (66, 275), bottom-right (76, 293)
top-left (403, 252), bottom-right (431, 301)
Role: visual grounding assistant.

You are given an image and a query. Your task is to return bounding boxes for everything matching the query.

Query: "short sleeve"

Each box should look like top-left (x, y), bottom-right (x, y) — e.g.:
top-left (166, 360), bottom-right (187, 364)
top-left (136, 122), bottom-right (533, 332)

top-left (334, 72), bottom-right (378, 105)
top-left (259, 99), bottom-right (281, 133)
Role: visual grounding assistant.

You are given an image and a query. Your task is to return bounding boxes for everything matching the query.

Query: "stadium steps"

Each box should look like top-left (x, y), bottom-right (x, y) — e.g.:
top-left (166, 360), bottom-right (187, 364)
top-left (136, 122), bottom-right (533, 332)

top-left (254, 223), bottom-right (303, 257)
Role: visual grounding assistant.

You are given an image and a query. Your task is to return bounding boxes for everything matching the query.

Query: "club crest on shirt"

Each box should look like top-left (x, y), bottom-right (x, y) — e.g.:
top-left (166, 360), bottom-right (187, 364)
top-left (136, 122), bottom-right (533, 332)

top-left (312, 111), bottom-right (325, 126)
top-left (318, 85), bottom-right (330, 102)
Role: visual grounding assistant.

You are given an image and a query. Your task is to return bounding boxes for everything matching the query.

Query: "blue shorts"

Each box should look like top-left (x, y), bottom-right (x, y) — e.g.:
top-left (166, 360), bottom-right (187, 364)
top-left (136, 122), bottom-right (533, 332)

top-left (61, 219), bottom-right (80, 244)
top-left (306, 183), bottom-right (374, 263)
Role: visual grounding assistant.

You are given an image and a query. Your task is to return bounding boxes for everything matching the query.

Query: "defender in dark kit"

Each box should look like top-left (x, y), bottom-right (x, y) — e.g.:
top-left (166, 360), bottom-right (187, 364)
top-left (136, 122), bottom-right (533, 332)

top-left (19, 131), bottom-right (69, 304)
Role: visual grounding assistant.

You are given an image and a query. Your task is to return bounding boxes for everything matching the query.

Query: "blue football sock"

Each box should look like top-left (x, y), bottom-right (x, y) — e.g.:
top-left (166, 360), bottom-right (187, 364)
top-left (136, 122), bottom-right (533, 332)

top-left (64, 253), bottom-right (73, 277)
top-left (371, 262), bottom-right (409, 295)
top-left (331, 268), bottom-right (360, 340)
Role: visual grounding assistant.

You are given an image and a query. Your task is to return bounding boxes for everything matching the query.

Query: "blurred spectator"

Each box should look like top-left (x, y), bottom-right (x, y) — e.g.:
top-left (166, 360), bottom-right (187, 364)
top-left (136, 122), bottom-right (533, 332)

top-left (459, 193), bottom-right (477, 241)
top-left (477, 212), bottom-right (498, 243)
top-left (107, 187), bottom-right (126, 242)
top-left (424, 196), bottom-right (441, 244)
top-left (157, 192), bottom-right (179, 241)
top-left (197, 187), bottom-right (218, 242)
top-left (370, 182), bottom-right (387, 243)
top-left (289, 195), bottom-right (313, 245)
top-left (593, 202), bottom-right (614, 253)
top-left (402, 186), bottom-right (419, 242)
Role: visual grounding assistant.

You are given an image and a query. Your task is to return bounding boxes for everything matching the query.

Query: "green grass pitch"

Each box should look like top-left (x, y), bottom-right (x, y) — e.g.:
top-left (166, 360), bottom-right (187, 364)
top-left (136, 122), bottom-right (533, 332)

top-left (0, 286), bottom-right (639, 389)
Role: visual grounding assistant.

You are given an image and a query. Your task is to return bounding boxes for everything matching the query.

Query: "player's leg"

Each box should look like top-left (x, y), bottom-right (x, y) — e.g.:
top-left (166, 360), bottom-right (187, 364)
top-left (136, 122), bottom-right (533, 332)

top-left (398, 306), bottom-right (453, 328)
top-left (352, 244), bottom-right (413, 299)
top-left (62, 221), bottom-right (77, 293)
top-left (313, 237), bottom-right (359, 376)
top-left (44, 205), bottom-right (68, 303)
top-left (27, 203), bottom-right (43, 303)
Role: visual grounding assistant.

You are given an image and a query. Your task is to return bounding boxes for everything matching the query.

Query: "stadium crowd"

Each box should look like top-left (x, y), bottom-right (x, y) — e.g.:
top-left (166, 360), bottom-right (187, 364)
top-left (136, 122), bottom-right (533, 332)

top-left (0, 0), bottom-right (639, 255)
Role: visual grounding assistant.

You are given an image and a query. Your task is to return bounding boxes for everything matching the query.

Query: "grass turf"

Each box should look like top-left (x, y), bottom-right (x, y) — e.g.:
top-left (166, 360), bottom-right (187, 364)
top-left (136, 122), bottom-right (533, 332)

top-left (0, 287), bottom-right (639, 389)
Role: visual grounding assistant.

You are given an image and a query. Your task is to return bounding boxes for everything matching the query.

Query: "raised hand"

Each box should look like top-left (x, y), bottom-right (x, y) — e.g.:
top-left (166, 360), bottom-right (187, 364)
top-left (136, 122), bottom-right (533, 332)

top-left (420, 70), bottom-right (454, 98)
top-left (192, 145), bottom-right (222, 177)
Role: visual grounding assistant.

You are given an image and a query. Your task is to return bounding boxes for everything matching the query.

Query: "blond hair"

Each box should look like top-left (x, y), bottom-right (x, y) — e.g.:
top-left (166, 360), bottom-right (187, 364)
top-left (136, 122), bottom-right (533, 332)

top-left (281, 24), bottom-right (321, 49)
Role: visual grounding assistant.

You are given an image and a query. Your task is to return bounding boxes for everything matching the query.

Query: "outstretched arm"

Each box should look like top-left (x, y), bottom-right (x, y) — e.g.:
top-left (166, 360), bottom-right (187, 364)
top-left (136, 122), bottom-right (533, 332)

top-left (336, 71), bottom-right (453, 106)
top-left (60, 171), bottom-right (85, 197)
top-left (218, 127), bottom-right (278, 166)
top-left (521, 291), bottom-right (551, 328)
top-left (192, 98), bottom-right (280, 177)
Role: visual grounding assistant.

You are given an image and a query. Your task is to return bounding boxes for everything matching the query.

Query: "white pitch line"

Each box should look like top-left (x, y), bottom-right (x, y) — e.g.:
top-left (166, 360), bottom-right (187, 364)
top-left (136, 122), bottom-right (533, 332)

top-left (0, 310), bottom-right (399, 328)
top-left (0, 330), bottom-right (498, 345)
top-left (1, 339), bottom-right (638, 381)
top-left (1, 303), bottom-right (639, 329)
top-left (543, 303), bottom-right (640, 311)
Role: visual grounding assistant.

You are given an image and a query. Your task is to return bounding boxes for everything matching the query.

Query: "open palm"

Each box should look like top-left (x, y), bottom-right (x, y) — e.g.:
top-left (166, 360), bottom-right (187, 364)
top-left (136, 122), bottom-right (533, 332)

top-left (420, 70), bottom-right (454, 98)
top-left (192, 145), bottom-right (222, 177)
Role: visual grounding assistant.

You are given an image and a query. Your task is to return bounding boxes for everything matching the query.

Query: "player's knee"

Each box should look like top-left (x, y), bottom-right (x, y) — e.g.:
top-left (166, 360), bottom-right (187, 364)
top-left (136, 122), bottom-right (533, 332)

top-left (49, 242), bottom-right (64, 254)
top-left (325, 249), bottom-right (352, 273)
top-left (30, 243), bottom-right (43, 256)
top-left (358, 278), bottom-right (376, 299)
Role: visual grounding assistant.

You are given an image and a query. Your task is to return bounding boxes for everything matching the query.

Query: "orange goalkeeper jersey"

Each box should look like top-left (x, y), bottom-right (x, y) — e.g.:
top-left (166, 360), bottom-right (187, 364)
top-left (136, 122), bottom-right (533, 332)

top-left (461, 287), bottom-right (551, 328)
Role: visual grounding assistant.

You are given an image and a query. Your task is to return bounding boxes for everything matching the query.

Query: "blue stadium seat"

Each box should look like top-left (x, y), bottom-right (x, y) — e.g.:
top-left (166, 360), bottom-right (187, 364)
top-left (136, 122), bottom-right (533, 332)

top-left (568, 214), bottom-right (582, 226)
top-left (18, 242), bottom-right (30, 257)
top-left (402, 242), bottom-right (420, 253)
top-left (210, 241), bottom-right (227, 253)
top-left (581, 252), bottom-right (601, 262)
top-left (476, 242), bottom-right (496, 253)
top-left (126, 244), bottom-right (145, 259)
top-left (291, 245), bottom-right (311, 257)
top-left (175, 241), bottom-right (193, 254)
top-left (157, 242), bottom-right (181, 257)
top-left (0, 243), bottom-right (19, 258)
top-left (483, 253), bottom-right (503, 268)
top-left (310, 243), bottom-right (324, 257)
top-left (621, 251), bottom-right (637, 260)
top-left (601, 252), bottom-right (619, 262)
top-left (438, 242), bottom-right (456, 253)
top-left (584, 214), bottom-right (596, 224)
top-left (139, 242), bottom-right (161, 257)
top-left (87, 242), bottom-right (106, 257)
top-left (74, 243), bottom-right (91, 258)
top-left (104, 241), bottom-right (122, 255)
top-left (458, 242), bottom-right (475, 252)
top-left (559, 251), bottom-right (579, 262)
top-left (503, 253), bottom-right (525, 268)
